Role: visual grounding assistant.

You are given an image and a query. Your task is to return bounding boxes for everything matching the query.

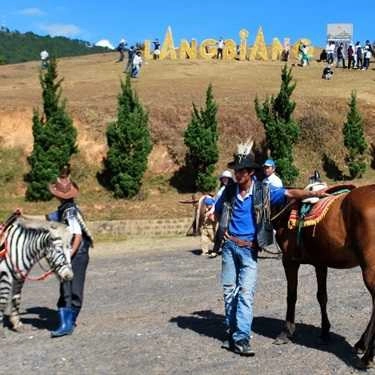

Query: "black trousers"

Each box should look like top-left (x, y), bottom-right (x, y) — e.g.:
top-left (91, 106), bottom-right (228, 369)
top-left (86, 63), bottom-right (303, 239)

top-left (217, 48), bottom-right (223, 59)
top-left (57, 238), bottom-right (90, 310)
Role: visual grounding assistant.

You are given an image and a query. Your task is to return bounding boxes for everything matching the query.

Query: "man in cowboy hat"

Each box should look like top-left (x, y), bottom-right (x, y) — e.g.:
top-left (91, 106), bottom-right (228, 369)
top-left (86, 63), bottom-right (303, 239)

top-left (213, 141), bottom-right (327, 356)
top-left (47, 165), bottom-right (93, 338)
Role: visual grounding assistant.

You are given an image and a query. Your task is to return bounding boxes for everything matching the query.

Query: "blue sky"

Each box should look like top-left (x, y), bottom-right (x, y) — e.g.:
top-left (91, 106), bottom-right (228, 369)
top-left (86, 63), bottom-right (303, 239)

top-left (2, 1), bottom-right (374, 47)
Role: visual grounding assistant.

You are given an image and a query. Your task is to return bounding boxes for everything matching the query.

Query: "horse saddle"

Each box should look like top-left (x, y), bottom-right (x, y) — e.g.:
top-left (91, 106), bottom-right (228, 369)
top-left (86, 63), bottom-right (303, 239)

top-left (289, 184), bottom-right (356, 229)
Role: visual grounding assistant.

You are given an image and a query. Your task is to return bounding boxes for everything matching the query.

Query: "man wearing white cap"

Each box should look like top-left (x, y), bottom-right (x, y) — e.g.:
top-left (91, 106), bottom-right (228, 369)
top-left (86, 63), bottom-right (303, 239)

top-left (262, 159), bottom-right (283, 188)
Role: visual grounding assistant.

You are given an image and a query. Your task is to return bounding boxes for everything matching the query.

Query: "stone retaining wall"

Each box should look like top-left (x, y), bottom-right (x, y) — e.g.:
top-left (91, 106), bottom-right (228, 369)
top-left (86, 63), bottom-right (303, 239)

top-left (88, 217), bottom-right (193, 237)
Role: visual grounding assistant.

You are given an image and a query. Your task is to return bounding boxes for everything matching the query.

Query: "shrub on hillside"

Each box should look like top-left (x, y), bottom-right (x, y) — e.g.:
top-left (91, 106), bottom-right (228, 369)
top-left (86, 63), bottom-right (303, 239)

top-left (184, 84), bottom-right (219, 192)
top-left (343, 91), bottom-right (368, 179)
top-left (255, 64), bottom-right (299, 185)
top-left (26, 58), bottom-right (77, 201)
top-left (102, 75), bottom-right (152, 198)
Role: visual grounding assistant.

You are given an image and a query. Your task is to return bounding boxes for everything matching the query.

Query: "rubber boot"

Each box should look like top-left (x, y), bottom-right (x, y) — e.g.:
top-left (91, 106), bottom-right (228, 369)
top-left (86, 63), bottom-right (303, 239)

top-left (71, 307), bottom-right (80, 327)
top-left (51, 308), bottom-right (74, 338)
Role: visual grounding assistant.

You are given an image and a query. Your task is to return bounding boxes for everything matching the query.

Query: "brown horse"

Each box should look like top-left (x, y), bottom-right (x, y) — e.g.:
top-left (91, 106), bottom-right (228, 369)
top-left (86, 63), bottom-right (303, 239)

top-left (272, 184), bottom-right (375, 369)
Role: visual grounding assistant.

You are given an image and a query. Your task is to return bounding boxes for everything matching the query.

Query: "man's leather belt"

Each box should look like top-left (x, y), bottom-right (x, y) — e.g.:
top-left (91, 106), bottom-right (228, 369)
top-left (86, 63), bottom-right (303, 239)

top-left (225, 234), bottom-right (257, 249)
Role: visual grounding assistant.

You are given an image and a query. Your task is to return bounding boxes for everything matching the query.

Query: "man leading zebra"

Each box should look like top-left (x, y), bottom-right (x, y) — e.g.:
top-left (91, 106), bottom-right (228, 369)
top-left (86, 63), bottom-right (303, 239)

top-left (47, 165), bottom-right (93, 338)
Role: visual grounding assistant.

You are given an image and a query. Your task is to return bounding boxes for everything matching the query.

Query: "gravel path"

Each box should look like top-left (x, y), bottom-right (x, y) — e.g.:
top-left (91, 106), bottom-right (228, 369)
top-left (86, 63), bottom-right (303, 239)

top-left (1, 237), bottom-right (372, 374)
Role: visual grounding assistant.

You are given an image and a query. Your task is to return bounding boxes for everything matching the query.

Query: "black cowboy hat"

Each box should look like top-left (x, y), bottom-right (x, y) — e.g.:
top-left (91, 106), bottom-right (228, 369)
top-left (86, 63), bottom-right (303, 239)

top-left (227, 154), bottom-right (260, 171)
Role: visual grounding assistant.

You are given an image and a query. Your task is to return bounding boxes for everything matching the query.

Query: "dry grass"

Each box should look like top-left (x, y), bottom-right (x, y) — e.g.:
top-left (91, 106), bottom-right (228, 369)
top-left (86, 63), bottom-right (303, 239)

top-left (0, 53), bottom-right (374, 219)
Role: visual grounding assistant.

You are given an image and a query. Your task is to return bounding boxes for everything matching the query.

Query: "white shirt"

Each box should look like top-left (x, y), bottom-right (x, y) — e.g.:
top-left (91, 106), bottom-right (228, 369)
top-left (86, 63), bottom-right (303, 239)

top-left (67, 216), bottom-right (82, 235)
top-left (327, 44), bottom-right (335, 53)
top-left (217, 40), bottom-right (225, 49)
top-left (132, 55), bottom-right (142, 67)
top-left (263, 173), bottom-right (283, 188)
top-left (40, 50), bottom-right (49, 60)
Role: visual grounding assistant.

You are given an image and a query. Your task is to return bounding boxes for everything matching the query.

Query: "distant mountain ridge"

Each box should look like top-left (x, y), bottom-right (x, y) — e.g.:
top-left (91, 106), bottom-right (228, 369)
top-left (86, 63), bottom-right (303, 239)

top-left (0, 27), bottom-right (110, 65)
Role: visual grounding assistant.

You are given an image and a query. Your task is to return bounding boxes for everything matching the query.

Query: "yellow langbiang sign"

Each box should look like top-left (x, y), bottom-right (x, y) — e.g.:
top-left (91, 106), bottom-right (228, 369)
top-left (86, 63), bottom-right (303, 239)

top-left (144, 26), bottom-right (314, 61)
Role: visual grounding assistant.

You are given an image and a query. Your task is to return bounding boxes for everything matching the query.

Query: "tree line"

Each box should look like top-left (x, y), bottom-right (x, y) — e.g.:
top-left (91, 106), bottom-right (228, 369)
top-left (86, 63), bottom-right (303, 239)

top-left (0, 28), bottom-right (109, 65)
top-left (26, 60), bottom-right (369, 201)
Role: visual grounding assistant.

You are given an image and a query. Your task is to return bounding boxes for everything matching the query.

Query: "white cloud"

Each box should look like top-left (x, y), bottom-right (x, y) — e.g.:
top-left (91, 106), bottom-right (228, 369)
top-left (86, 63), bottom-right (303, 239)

top-left (18, 8), bottom-right (46, 17)
top-left (40, 23), bottom-right (81, 37)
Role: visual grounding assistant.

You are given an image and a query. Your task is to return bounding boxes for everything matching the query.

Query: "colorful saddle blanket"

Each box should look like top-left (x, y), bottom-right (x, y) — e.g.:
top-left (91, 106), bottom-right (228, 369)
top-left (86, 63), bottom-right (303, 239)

top-left (288, 184), bottom-right (356, 229)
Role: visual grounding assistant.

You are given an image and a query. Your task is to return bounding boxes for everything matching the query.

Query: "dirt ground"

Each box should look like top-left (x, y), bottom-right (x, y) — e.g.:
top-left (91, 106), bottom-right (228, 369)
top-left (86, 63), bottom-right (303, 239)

top-left (1, 236), bottom-right (372, 374)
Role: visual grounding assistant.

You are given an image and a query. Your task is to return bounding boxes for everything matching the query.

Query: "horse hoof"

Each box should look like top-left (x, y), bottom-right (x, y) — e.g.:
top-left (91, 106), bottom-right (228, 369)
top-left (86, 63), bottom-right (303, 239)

top-left (12, 323), bottom-right (28, 333)
top-left (356, 358), bottom-right (375, 370)
top-left (273, 333), bottom-right (291, 345)
top-left (354, 342), bottom-right (366, 355)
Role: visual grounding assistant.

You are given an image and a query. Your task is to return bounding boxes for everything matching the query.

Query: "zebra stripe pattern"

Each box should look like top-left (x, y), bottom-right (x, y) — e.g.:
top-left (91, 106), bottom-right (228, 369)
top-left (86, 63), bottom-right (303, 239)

top-left (0, 216), bottom-right (73, 335)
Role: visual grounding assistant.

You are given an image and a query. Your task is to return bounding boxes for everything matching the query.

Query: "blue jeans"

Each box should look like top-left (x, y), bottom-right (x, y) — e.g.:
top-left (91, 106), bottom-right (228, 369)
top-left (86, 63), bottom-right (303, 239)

top-left (221, 239), bottom-right (258, 343)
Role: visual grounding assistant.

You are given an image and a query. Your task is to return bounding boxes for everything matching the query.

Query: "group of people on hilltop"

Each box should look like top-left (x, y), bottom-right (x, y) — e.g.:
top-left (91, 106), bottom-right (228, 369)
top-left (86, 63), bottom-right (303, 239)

top-left (320, 40), bottom-right (373, 80)
top-left (115, 38), bottom-right (144, 78)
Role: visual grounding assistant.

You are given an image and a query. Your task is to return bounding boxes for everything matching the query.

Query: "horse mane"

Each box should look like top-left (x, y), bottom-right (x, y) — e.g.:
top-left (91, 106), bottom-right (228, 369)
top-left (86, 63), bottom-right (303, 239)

top-left (3, 210), bottom-right (22, 232)
top-left (17, 215), bottom-right (67, 233)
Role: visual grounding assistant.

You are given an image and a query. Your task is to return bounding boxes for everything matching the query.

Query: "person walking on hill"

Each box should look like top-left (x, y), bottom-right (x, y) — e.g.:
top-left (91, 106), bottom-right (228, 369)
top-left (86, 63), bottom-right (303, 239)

top-left (131, 50), bottom-right (143, 78)
top-left (125, 46), bottom-right (136, 72)
top-left (47, 165), bottom-right (93, 338)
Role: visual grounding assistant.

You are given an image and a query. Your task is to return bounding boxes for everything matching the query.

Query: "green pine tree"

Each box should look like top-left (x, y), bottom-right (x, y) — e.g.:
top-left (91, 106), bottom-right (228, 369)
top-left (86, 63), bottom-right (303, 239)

top-left (26, 58), bottom-right (77, 201)
top-left (255, 65), bottom-right (299, 185)
top-left (103, 75), bottom-right (152, 198)
top-left (184, 84), bottom-right (219, 192)
top-left (343, 91), bottom-right (368, 178)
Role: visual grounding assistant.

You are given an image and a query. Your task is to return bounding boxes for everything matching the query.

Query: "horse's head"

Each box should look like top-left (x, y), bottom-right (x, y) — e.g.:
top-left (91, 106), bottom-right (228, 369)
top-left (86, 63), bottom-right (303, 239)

top-left (45, 223), bottom-right (74, 281)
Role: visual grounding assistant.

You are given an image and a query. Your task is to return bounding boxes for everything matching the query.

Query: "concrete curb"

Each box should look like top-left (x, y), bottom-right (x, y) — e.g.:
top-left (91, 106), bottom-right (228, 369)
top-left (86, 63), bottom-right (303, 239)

top-left (88, 217), bottom-right (193, 237)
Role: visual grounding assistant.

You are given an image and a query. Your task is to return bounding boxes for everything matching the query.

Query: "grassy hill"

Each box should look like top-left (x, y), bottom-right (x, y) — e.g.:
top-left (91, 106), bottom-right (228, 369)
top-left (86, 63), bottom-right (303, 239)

top-left (0, 27), bottom-right (109, 65)
top-left (0, 52), bottom-right (374, 220)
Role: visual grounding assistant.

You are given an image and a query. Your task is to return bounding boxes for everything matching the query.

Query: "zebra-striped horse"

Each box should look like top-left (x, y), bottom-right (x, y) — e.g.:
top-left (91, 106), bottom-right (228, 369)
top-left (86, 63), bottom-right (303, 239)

top-left (0, 213), bottom-right (73, 336)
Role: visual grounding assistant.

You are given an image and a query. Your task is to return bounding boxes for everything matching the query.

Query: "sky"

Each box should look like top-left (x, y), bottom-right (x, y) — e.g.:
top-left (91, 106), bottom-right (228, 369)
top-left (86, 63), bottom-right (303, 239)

top-left (1, 1), bottom-right (374, 47)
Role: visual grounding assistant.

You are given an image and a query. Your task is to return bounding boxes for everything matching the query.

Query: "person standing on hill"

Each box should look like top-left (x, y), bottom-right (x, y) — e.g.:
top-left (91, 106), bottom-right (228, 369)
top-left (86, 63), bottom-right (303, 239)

top-left (363, 45), bottom-right (372, 70)
top-left (336, 43), bottom-right (346, 68)
top-left (216, 38), bottom-right (225, 59)
top-left (116, 39), bottom-right (127, 62)
top-left (355, 42), bottom-right (363, 69)
top-left (152, 38), bottom-right (161, 60)
top-left (40, 49), bottom-right (49, 69)
top-left (347, 44), bottom-right (354, 69)
top-left (326, 42), bottom-right (335, 64)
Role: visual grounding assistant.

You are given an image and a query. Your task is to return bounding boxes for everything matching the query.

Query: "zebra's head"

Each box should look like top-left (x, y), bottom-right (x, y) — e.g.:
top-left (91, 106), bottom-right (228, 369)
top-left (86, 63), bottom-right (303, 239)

top-left (45, 225), bottom-right (74, 281)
